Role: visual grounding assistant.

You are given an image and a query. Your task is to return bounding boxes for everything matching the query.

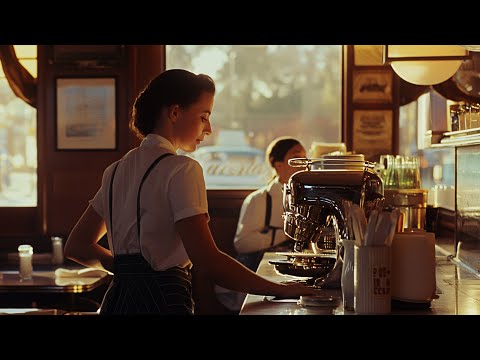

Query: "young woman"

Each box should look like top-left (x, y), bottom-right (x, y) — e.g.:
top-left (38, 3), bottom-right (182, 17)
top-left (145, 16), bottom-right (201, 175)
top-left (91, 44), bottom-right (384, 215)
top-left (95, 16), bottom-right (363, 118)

top-left (234, 137), bottom-right (307, 263)
top-left (64, 69), bottom-right (318, 315)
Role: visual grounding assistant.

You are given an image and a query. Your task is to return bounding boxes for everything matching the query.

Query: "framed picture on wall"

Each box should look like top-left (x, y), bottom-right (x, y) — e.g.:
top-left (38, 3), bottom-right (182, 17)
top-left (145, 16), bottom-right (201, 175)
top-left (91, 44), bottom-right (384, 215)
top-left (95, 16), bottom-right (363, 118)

top-left (352, 110), bottom-right (393, 161)
top-left (56, 77), bottom-right (117, 150)
top-left (352, 69), bottom-right (392, 104)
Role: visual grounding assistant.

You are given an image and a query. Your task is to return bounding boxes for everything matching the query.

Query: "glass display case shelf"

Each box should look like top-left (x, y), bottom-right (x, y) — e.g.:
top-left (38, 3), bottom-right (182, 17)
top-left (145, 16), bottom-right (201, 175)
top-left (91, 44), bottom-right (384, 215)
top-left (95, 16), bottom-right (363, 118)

top-left (430, 127), bottom-right (480, 148)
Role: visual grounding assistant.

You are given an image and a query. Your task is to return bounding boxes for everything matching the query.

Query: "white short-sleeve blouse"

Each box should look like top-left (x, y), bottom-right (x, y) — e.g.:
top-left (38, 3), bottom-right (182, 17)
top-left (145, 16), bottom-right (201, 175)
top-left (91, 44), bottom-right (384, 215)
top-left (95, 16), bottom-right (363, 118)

top-left (90, 134), bottom-right (209, 271)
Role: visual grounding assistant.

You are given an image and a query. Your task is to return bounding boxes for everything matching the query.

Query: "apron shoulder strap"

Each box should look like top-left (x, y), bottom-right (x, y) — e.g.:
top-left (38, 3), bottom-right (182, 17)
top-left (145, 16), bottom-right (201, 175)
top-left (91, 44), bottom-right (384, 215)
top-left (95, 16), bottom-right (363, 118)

top-left (260, 191), bottom-right (272, 234)
top-left (266, 192), bottom-right (277, 247)
top-left (136, 152), bottom-right (174, 240)
top-left (264, 191), bottom-right (272, 229)
top-left (108, 152), bottom-right (174, 247)
top-left (262, 191), bottom-right (277, 247)
top-left (109, 162), bottom-right (121, 238)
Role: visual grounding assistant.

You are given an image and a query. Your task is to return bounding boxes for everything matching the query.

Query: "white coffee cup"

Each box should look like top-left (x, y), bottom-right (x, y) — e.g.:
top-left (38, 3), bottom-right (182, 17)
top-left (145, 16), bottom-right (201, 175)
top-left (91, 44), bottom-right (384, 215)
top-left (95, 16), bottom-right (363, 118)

top-left (391, 229), bottom-right (436, 303)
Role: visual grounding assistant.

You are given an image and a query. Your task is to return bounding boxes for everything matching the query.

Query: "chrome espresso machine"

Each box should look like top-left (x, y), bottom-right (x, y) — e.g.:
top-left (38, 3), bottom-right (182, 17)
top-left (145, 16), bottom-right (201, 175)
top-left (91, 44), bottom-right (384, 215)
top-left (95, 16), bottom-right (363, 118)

top-left (277, 154), bottom-right (384, 287)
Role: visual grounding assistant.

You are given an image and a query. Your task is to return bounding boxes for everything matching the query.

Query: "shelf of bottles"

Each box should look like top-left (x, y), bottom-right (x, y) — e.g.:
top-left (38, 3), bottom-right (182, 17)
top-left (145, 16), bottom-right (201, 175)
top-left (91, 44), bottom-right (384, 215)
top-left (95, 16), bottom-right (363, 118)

top-left (432, 103), bottom-right (480, 147)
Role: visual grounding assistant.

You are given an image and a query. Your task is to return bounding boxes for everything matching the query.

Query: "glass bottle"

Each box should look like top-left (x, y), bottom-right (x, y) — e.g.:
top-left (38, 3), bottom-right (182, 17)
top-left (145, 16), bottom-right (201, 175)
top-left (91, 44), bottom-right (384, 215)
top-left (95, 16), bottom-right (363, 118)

top-left (470, 103), bottom-right (479, 129)
top-left (18, 244), bottom-right (33, 280)
top-left (51, 236), bottom-right (64, 265)
top-left (450, 104), bottom-right (459, 132)
top-left (458, 105), bottom-right (467, 130)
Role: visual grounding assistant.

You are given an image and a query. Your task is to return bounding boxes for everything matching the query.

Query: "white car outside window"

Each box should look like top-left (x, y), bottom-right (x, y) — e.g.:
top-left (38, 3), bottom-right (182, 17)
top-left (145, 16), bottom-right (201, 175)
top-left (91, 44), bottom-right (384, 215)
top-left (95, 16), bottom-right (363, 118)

top-left (191, 145), bottom-right (271, 189)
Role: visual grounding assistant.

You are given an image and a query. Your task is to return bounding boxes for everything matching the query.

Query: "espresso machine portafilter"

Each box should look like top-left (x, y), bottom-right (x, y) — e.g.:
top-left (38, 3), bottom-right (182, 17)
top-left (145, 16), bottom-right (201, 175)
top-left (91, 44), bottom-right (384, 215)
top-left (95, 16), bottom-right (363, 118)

top-left (282, 155), bottom-right (384, 286)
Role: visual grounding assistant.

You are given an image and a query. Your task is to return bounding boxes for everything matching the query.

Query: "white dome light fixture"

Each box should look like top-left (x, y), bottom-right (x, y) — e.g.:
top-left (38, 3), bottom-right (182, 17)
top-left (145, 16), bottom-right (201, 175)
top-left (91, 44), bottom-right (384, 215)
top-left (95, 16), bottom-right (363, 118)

top-left (383, 45), bottom-right (471, 85)
top-left (459, 45), bottom-right (480, 52)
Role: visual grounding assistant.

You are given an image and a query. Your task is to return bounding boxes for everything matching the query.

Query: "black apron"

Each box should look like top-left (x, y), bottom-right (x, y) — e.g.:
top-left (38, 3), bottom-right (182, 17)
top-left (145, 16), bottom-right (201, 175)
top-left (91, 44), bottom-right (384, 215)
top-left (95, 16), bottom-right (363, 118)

top-left (235, 191), bottom-right (294, 272)
top-left (100, 153), bottom-right (194, 315)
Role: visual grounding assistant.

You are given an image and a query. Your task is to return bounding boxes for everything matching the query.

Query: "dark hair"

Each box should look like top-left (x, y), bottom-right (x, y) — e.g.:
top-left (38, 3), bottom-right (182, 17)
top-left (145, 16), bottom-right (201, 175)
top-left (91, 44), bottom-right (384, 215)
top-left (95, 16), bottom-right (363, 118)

top-left (130, 69), bottom-right (216, 139)
top-left (266, 137), bottom-right (301, 168)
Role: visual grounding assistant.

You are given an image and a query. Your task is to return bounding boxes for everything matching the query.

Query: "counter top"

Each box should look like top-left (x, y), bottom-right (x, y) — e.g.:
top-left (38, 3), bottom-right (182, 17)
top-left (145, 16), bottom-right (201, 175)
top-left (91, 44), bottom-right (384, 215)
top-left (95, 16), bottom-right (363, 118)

top-left (0, 252), bottom-right (111, 294)
top-left (240, 250), bottom-right (480, 315)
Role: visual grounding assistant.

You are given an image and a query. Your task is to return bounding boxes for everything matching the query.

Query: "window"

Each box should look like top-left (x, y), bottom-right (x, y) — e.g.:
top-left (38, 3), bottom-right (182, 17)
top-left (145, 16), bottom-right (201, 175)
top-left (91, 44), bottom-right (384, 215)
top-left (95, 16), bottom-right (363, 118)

top-left (0, 45), bottom-right (37, 206)
top-left (166, 45), bottom-right (342, 189)
top-left (399, 91), bottom-right (455, 206)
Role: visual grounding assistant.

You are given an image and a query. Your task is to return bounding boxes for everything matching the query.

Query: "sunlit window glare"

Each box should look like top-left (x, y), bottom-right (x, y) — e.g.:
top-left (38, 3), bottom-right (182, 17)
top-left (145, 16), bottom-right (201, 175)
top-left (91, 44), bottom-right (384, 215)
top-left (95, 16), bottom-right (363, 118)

top-left (166, 45), bottom-right (342, 189)
top-left (0, 45), bottom-right (37, 206)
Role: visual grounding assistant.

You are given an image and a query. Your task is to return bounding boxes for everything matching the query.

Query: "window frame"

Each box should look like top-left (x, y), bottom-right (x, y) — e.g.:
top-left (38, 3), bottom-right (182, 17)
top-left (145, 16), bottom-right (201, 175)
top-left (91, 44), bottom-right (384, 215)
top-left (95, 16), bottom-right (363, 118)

top-left (0, 45), bottom-right (41, 243)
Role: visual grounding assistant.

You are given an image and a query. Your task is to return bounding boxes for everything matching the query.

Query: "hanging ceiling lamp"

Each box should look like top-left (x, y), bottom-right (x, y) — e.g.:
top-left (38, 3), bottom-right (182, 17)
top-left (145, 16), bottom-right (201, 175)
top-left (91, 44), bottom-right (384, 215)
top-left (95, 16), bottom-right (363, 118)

top-left (459, 45), bottom-right (480, 52)
top-left (383, 45), bottom-right (471, 85)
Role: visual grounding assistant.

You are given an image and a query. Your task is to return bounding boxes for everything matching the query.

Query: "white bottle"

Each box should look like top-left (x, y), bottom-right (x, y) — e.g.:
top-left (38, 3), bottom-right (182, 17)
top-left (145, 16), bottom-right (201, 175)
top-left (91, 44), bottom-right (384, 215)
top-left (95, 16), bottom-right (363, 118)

top-left (18, 244), bottom-right (33, 280)
top-left (51, 236), bottom-right (64, 265)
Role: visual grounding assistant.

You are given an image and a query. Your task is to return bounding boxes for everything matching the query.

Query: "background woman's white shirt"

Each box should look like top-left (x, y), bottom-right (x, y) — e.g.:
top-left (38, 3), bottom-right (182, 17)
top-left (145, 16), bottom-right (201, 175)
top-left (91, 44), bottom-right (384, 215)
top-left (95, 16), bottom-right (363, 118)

top-left (90, 134), bottom-right (209, 271)
top-left (233, 177), bottom-right (287, 254)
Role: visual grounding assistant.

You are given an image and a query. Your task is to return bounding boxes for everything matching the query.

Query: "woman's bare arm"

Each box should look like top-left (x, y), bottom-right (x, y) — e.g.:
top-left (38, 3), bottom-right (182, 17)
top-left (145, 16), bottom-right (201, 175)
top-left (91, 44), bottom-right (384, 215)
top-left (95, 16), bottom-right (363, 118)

top-left (64, 204), bottom-right (114, 273)
top-left (175, 214), bottom-right (317, 298)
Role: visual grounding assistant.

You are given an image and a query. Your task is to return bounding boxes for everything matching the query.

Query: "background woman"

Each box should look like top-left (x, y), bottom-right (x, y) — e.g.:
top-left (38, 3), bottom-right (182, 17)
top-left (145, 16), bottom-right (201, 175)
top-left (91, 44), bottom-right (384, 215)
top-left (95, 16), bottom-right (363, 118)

top-left (216, 136), bottom-right (307, 313)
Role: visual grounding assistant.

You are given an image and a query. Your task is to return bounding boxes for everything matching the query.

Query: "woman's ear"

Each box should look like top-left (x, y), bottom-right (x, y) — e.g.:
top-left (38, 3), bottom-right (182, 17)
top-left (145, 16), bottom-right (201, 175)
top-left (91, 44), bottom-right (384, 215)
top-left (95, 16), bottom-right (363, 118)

top-left (167, 104), bottom-right (180, 124)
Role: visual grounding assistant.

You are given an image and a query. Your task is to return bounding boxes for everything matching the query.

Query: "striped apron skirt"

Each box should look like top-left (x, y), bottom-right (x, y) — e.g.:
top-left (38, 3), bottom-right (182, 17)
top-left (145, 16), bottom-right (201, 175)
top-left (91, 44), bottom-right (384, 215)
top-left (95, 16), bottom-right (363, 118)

top-left (99, 254), bottom-right (194, 315)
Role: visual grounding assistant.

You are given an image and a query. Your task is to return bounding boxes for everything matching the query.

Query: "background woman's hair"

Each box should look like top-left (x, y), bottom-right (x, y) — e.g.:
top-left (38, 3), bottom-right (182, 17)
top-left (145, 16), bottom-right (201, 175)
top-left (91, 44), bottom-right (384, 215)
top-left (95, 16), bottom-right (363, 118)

top-left (266, 136), bottom-right (301, 168)
top-left (130, 69), bottom-right (216, 139)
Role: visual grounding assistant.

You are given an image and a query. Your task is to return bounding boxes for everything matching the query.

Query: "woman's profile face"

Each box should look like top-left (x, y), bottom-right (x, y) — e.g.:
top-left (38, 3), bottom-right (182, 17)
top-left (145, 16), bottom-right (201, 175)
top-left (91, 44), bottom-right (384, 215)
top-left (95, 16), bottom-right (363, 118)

top-left (173, 92), bottom-right (214, 152)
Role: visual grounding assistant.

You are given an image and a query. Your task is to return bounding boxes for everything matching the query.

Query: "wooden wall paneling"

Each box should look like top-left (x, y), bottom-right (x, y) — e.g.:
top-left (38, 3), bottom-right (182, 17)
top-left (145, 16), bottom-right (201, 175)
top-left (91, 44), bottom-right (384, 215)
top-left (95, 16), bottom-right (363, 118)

top-left (128, 45), bottom-right (166, 149)
top-left (0, 208), bottom-right (38, 246)
top-left (345, 45), bottom-right (400, 161)
top-left (392, 70), bottom-right (400, 155)
top-left (49, 171), bottom-right (103, 236)
top-left (42, 45), bottom-right (132, 241)
top-left (343, 45), bottom-right (353, 149)
top-left (37, 45), bottom-right (48, 239)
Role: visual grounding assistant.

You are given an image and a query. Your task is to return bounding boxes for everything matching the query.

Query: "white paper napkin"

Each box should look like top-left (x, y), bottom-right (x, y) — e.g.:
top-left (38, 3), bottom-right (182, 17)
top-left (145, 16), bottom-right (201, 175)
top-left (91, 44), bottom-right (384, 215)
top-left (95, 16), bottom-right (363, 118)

top-left (54, 268), bottom-right (108, 278)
